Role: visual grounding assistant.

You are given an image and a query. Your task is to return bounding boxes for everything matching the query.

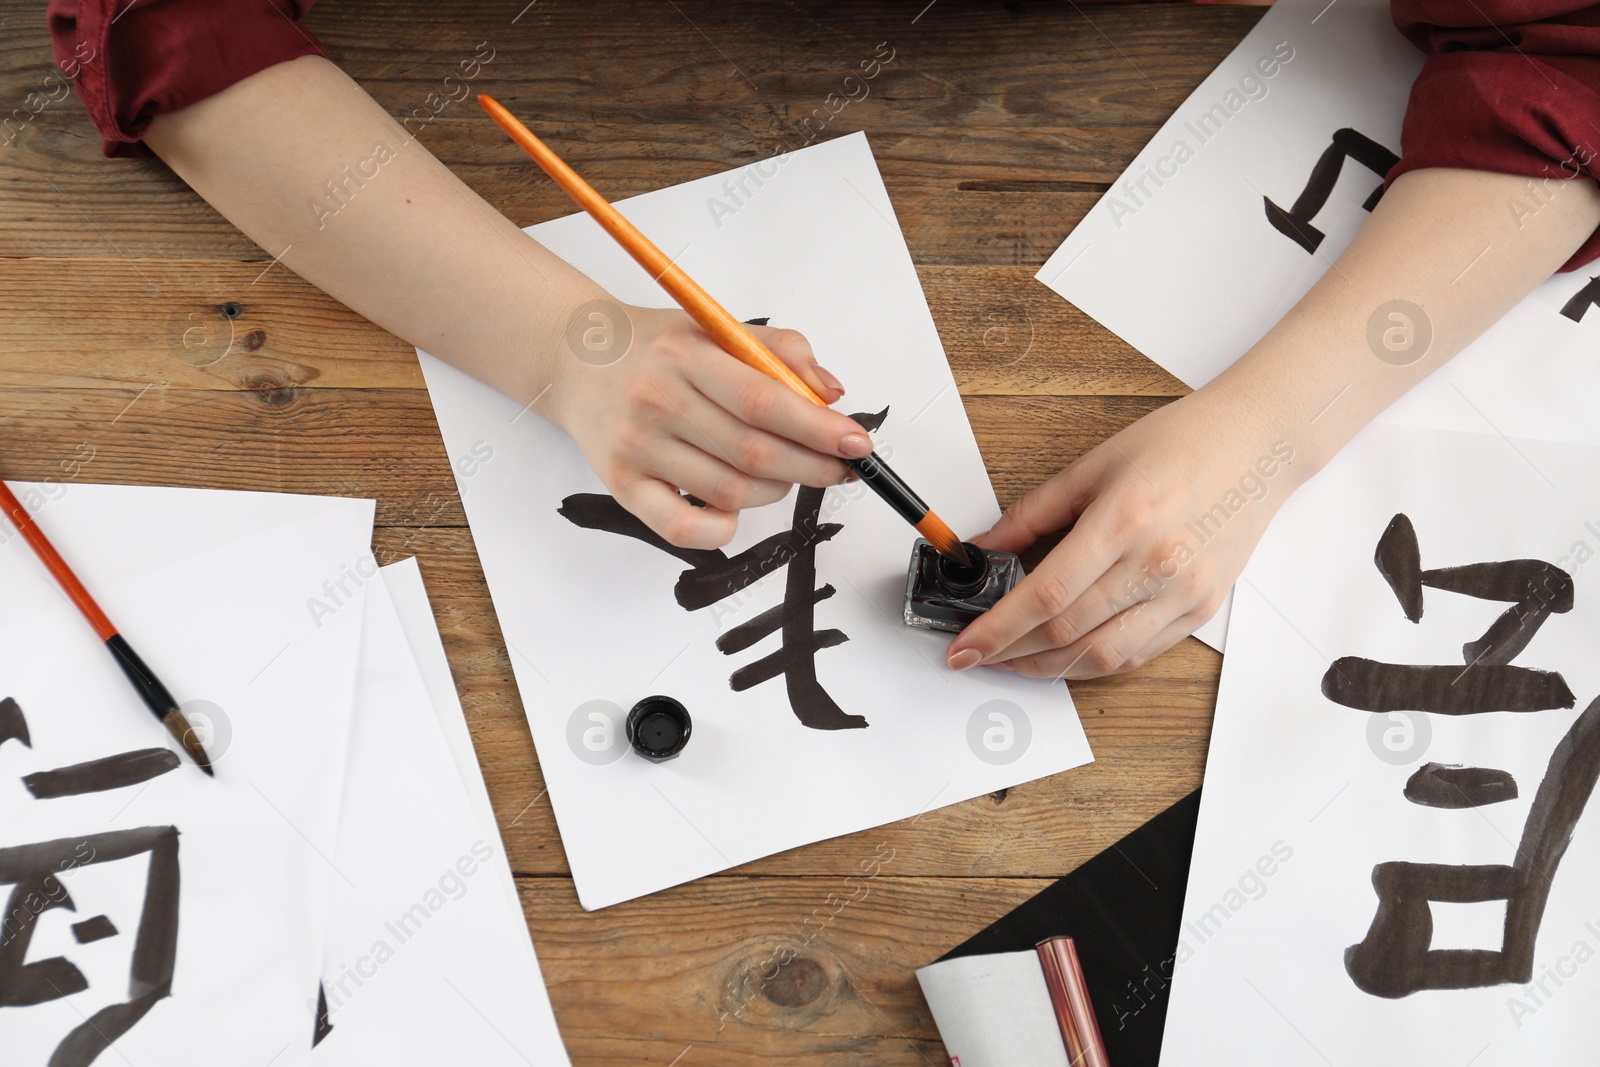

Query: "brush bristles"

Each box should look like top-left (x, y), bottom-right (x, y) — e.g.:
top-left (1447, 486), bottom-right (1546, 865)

top-left (163, 708), bottom-right (215, 777)
top-left (915, 512), bottom-right (967, 562)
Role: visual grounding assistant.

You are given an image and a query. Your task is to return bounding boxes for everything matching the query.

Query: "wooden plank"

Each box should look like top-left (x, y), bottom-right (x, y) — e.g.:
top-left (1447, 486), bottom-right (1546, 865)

top-left (928, 266), bottom-right (1186, 397)
top-left (0, 258), bottom-right (423, 390)
top-left (521, 874), bottom-right (1052, 1066)
top-left (1, 258), bottom-right (1183, 396)
top-left (0, 2), bottom-right (1262, 262)
top-left (0, 387), bottom-right (463, 527)
top-left (0, 130), bottom-right (1158, 265)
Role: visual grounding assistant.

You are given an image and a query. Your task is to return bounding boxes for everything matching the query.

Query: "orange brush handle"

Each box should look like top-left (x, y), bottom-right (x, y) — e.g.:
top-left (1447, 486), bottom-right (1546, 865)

top-left (478, 94), bottom-right (825, 407)
top-left (0, 479), bottom-right (117, 640)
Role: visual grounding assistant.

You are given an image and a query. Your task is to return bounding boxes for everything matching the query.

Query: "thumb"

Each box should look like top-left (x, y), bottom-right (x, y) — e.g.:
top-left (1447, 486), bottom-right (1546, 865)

top-left (974, 458), bottom-right (1102, 553)
top-left (748, 323), bottom-right (846, 404)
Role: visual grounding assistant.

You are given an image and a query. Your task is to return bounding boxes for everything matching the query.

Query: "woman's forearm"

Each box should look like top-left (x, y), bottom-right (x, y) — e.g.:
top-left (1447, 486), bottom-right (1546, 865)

top-left (144, 54), bottom-right (603, 409)
top-left (1206, 166), bottom-right (1600, 481)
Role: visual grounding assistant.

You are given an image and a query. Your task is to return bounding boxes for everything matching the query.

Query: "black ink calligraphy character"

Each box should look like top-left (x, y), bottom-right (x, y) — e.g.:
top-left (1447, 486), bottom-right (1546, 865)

top-left (1331, 517), bottom-right (1593, 997)
top-left (0, 699), bottom-right (184, 1066)
top-left (1560, 275), bottom-right (1600, 323)
top-left (1264, 128), bottom-right (1400, 253)
top-left (559, 409), bottom-right (886, 731)
top-left (24, 748), bottom-right (181, 799)
top-left (1347, 692), bottom-right (1600, 997)
top-left (0, 828), bottom-right (182, 1067)
top-left (0, 696), bottom-right (30, 751)
top-left (1403, 763), bottom-right (1518, 809)
top-left (1323, 514), bottom-right (1575, 714)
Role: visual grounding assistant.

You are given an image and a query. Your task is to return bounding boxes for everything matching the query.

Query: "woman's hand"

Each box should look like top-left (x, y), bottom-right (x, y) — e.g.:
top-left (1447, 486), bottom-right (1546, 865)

top-left (547, 305), bottom-right (874, 550)
top-left (945, 388), bottom-right (1301, 680)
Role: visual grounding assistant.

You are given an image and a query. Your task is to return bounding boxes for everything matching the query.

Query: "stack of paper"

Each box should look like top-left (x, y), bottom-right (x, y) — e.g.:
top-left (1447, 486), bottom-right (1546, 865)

top-left (0, 483), bottom-right (568, 1066)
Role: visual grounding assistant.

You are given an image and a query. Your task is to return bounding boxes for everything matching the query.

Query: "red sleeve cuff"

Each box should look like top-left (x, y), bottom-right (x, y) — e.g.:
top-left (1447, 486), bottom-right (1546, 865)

top-left (47, 0), bottom-right (326, 159)
top-left (1390, 49), bottom-right (1600, 272)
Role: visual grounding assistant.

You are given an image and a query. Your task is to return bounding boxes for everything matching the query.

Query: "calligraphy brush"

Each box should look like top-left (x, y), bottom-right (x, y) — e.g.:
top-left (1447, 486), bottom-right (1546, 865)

top-left (0, 480), bottom-right (214, 776)
top-left (477, 94), bottom-right (970, 564)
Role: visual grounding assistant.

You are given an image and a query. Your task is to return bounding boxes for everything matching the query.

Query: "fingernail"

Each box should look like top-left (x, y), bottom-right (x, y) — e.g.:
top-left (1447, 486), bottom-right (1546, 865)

top-left (840, 433), bottom-right (873, 458)
top-left (817, 366), bottom-right (846, 395)
top-left (947, 648), bottom-right (982, 672)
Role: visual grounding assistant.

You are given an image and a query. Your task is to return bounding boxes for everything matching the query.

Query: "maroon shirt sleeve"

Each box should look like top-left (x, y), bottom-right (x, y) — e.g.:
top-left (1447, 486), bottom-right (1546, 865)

top-left (1390, 1), bottom-right (1600, 271)
top-left (47, 0), bottom-right (326, 158)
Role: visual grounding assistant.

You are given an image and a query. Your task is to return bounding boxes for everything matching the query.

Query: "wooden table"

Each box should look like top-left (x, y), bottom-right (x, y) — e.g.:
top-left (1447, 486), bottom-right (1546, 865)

top-left (0, 2), bottom-right (1261, 1061)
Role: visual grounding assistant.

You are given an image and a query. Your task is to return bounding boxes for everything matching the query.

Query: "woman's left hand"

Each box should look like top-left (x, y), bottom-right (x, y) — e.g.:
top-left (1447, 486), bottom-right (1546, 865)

top-left (945, 387), bottom-right (1300, 680)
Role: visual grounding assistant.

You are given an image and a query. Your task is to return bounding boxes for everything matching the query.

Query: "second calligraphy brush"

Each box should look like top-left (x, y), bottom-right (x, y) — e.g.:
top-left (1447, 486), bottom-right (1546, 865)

top-left (0, 480), bottom-right (214, 776)
top-left (477, 93), bottom-right (970, 564)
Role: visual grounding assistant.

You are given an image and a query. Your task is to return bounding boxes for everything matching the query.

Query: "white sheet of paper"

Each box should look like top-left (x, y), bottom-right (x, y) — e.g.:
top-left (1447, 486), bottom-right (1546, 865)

top-left (419, 132), bottom-right (1091, 909)
top-left (1161, 425), bottom-right (1600, 1066)
top-left (1035, 0), bottom-right (1600, 651)
top-left (1037, 0), bottom-right (1600, 436)
top-left (917, 950), bottom-right (1070, 1067)
top-left (383, 558), bottom-right (539, 939)
top-left (312, 561), bottom-right (569, 1065)
top-left (0, 483), bottom-right (373, 1067)
top-left (1036, 0), bottom-right (1422, 389)
top-left (1190, 591), bottom-right (1231, 653)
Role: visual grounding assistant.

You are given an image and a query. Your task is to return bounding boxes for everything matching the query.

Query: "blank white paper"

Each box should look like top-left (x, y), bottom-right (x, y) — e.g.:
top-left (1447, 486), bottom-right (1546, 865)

top-left (918, 951), bottom-right (1070, 1067)
top-left (311, 561), bottom-right (569, 1065)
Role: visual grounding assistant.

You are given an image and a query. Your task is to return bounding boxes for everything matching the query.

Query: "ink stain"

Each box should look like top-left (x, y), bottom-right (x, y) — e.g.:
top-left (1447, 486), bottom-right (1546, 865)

top-left (1404, 763), bottom-right (1518, 808)
top-left (761, 956), bottom-right (828, 1008)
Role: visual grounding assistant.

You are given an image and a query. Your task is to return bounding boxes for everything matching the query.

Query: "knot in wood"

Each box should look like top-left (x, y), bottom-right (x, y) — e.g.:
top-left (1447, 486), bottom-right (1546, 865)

top-left (760, 955), bottom-right (828, 1008)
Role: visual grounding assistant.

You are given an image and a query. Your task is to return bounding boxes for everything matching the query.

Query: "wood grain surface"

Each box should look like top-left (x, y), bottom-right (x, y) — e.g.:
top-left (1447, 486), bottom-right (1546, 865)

top-left (0, 2), bottom-right (1261, 1062)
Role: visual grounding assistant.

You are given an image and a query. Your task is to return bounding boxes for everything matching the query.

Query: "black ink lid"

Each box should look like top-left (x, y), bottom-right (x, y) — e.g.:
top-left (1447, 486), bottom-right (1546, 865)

top-left (937, 542), bottom-right (989, 598)
top-left (627, 696), bottom-right (692, 762)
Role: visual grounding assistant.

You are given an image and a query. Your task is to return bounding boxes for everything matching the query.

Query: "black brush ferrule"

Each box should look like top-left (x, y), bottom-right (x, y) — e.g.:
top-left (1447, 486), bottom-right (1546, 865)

top-left (105, 634), bottom-right (179, 721)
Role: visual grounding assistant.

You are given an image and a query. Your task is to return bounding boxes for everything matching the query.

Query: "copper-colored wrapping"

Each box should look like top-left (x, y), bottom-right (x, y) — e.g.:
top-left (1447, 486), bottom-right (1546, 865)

top-left (1036, 936), bottom-right (1110, 1067)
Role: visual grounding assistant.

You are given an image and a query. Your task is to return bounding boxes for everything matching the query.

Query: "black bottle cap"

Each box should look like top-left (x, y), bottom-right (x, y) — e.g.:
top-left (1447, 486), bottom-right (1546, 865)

top-left (937, 542), bottom-right (989, 598)
top-left (626, 696), bottom-right (692, 762)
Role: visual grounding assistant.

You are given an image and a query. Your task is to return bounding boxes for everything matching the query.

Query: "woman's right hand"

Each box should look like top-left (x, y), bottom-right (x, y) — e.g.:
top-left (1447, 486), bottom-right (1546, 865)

top-left (546, 304), bottom-right (873, 549)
